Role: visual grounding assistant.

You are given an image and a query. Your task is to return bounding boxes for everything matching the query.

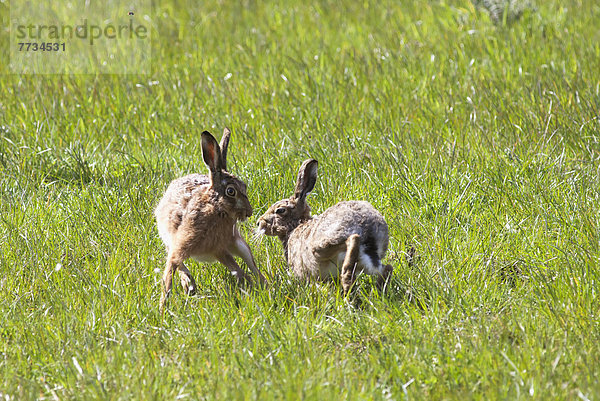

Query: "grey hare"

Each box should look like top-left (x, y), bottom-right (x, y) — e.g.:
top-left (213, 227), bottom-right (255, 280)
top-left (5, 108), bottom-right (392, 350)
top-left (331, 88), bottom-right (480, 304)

top-left (155, 128), bottom-right (266, 311)
top-left (257, 159), bottom-right (392, 293)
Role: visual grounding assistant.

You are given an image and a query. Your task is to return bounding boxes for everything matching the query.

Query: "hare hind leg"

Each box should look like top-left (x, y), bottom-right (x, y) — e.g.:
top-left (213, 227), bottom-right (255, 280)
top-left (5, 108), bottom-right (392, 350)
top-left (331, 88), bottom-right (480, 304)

top-left (177, 262), bottom-right (197, 296)
top-left (160, 253), bottom-right (180, 313)
top-left (160, 245), bottom-right (192, 313)
top-left (360, 254), bottom-right (393, 291)
top-left (376, 264), bottom-right (394, 291)
top-left (341, 234), bottom-right (361, 294)
top-left (357, 234), bottom-right (392, 291)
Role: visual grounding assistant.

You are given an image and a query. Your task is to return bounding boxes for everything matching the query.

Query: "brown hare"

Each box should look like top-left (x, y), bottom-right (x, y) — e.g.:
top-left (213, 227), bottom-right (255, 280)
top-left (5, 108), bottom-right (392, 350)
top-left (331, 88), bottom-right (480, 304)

top-left (257, 159), bottom-right (392, 293)
top-left (155, 128), bottom-right (266, 311)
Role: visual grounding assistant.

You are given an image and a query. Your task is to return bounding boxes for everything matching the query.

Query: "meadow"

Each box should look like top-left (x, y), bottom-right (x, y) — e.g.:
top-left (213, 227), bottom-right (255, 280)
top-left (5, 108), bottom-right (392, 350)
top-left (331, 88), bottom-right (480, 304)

top-left (1, 0), bottom-right (599, 399)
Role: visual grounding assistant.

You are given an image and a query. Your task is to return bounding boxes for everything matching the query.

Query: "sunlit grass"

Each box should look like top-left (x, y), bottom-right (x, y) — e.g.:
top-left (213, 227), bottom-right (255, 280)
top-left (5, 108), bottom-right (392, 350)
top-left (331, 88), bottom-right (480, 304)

top-left (1, 0), bottom-right (599, 399)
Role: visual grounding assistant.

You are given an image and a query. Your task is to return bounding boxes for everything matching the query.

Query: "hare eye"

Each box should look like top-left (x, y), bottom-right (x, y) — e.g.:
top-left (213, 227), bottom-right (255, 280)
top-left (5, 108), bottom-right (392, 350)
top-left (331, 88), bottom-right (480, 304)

top-left (275, 207), bottom-right (287, 215)
top-left (226, 186), bottom-right (237, 197)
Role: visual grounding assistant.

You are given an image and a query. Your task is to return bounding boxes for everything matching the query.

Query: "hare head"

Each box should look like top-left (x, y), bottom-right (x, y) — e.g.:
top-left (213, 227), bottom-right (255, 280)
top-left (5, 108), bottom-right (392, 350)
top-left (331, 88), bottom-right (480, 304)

top-left (257, 159), bottom-right (318, 239)
top-left (201, 130), bottom-right (253, 221)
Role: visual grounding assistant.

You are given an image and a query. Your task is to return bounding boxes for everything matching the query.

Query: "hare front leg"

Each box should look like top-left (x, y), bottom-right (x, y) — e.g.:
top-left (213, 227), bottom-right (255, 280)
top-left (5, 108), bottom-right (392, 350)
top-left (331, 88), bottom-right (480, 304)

top-left (216, 252), bottom-right (253, 285)
top-left (340, 234), bottom-right (361, 294)
top-left (231, 232), bottom-right (267, 285)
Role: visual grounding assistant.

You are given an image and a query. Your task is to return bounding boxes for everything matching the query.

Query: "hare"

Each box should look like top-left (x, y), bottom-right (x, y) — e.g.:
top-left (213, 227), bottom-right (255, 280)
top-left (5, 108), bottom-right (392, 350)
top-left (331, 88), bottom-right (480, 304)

top-left (257, 159), bottom-right (393, 293)
top-left (155, 128), bottom-right (266, 311)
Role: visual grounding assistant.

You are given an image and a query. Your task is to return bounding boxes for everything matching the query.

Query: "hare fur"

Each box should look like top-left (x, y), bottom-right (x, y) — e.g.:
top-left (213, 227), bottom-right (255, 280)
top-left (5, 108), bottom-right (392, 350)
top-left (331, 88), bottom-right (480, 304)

top-left (257, 159), bottom-right (392, 293)
top-left (155, 128), bottom-right (266, 311)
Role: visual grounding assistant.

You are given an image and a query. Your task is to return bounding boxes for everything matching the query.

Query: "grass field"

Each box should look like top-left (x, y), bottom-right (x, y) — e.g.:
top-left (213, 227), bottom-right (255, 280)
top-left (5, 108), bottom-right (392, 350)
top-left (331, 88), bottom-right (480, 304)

top-left (1, 0), bottom-right (599, 399)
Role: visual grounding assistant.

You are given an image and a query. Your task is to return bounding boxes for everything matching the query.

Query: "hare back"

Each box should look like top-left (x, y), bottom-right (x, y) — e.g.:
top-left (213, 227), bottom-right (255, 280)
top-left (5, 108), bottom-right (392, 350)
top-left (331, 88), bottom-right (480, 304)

top-left (288, 201), bottom-right (389, 279)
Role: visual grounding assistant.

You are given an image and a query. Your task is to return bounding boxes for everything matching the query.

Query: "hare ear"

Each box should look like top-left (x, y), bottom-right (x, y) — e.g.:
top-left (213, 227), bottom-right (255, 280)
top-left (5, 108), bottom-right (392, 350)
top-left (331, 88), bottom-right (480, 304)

top-left (201, 131), bottom-right (224, 182)
top-left (293, 159), bottom-right (318, 202)
top-left (219, 127), bottom-right (231, 171)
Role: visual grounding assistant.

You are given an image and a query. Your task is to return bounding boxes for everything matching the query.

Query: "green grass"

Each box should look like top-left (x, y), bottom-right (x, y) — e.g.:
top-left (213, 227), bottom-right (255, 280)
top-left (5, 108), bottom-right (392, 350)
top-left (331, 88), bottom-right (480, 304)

top-left (1, 0), bottom-right (599, 399)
